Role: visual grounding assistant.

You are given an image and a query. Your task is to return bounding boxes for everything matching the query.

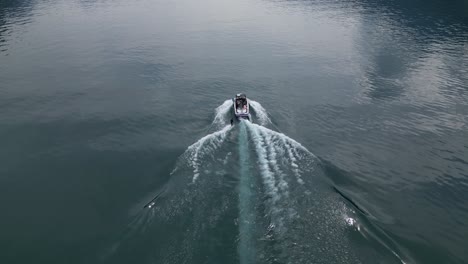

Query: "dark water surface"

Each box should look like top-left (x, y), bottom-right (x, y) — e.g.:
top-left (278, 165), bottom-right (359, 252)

top-left (1, 0), bottom-right (467, 263)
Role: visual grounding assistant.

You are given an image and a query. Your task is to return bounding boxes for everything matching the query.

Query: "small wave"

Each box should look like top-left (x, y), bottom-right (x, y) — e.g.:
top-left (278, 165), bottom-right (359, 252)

top-left (244, 120), bottom-right (317, 236)
top-left (187, 125), bottom-right (232, 182)
top-left (247, 121), bottom-right (314, 185)
top-left (260, 127), bottom-right (289, 196)
top-left (249, 100), bottom-right (271, 126)
top-left (281, 137), bottom-right (304, 184)
top-left (212, 99), bottom-right (233, 129)
top-left (245, 120), bottom-right (281, 205)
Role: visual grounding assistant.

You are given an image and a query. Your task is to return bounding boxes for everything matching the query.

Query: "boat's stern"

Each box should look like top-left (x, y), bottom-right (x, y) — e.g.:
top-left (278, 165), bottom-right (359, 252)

top-left (233, 93), bottom-right (250, 119)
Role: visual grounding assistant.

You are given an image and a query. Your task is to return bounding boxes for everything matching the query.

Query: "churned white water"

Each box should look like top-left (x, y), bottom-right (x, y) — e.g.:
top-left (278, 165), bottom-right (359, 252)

top-left (249, 100), bottom-right (271, 126)
top-left (187, 125), bottom-right (232, 182)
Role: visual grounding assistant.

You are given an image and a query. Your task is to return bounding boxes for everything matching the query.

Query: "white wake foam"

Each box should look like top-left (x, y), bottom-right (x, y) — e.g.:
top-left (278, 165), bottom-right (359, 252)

top-left (187, 125), bottom-right (232, 182)
top-left (212, 99), bottom-right (233, 129)
top-left (260, 128), bottom-right (289, 195)
top-left (249, 100), bottom-right (271, 126)
top-left (245, 121), bottom-right (281, 205)
top-left (245, 120), bottom-right (318, 235)
top-left (281, 137), bottom-right (304, 185)
top-left (247, 121), bottom-right (313, 183)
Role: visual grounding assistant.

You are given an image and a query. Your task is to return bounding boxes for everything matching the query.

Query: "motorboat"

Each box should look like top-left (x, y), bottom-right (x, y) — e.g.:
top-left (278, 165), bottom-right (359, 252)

top-left (232, 93), bottom-right (250, 120)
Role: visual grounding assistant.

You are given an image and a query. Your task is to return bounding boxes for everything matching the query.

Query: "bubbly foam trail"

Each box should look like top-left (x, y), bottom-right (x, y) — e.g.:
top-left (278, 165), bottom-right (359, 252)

top-left (249, 122), bottom-right (312, 184)
top-left (255, 121), bottom-right (314, 156)
top-left (281, 137), bottom-right (304, 185)
top-left (260, 128), bottom-right (289, 196)
top-left (249, 100), bottom-right (271, 126)
top-left (212, 99), bottom-right (233, 129)
top-left (238, 121), bottom-right (256, 264)
top-left (187, 125), bottom-right (232, 182)
top-left (245, 121), bottom-right (280, 204)
top-left (245, 120), bottom-right (319, 235)
top-left (245, 121), bottom-right (288, 234)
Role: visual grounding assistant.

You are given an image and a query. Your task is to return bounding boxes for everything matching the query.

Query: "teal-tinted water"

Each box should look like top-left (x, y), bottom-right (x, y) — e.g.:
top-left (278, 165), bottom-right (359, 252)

top-left (1, 0), bottom-right (467, 263)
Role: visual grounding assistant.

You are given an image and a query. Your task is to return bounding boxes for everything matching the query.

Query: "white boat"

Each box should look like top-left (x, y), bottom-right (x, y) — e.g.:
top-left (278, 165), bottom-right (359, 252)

top-left (232, 93), bottom-right (250, 120)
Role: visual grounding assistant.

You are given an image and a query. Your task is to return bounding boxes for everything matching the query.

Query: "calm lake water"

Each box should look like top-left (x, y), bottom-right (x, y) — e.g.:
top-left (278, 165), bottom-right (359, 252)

top-left (1, 0), bottom-right (467, 263)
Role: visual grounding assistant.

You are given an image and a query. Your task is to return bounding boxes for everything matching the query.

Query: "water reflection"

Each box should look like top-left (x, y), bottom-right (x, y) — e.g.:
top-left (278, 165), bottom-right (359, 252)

top-left (359, 0), bottom-right (468, 37)
top-left (261, 0), bottom-right (467, 105)
top-left (0, 0), bottom-right (35, 54)
top-left (264, 1), bottom-right (468, 263)
top-left (357, 24), bottom-right (412, 101)
top-left (355, 0), bottom-right (468, 102)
